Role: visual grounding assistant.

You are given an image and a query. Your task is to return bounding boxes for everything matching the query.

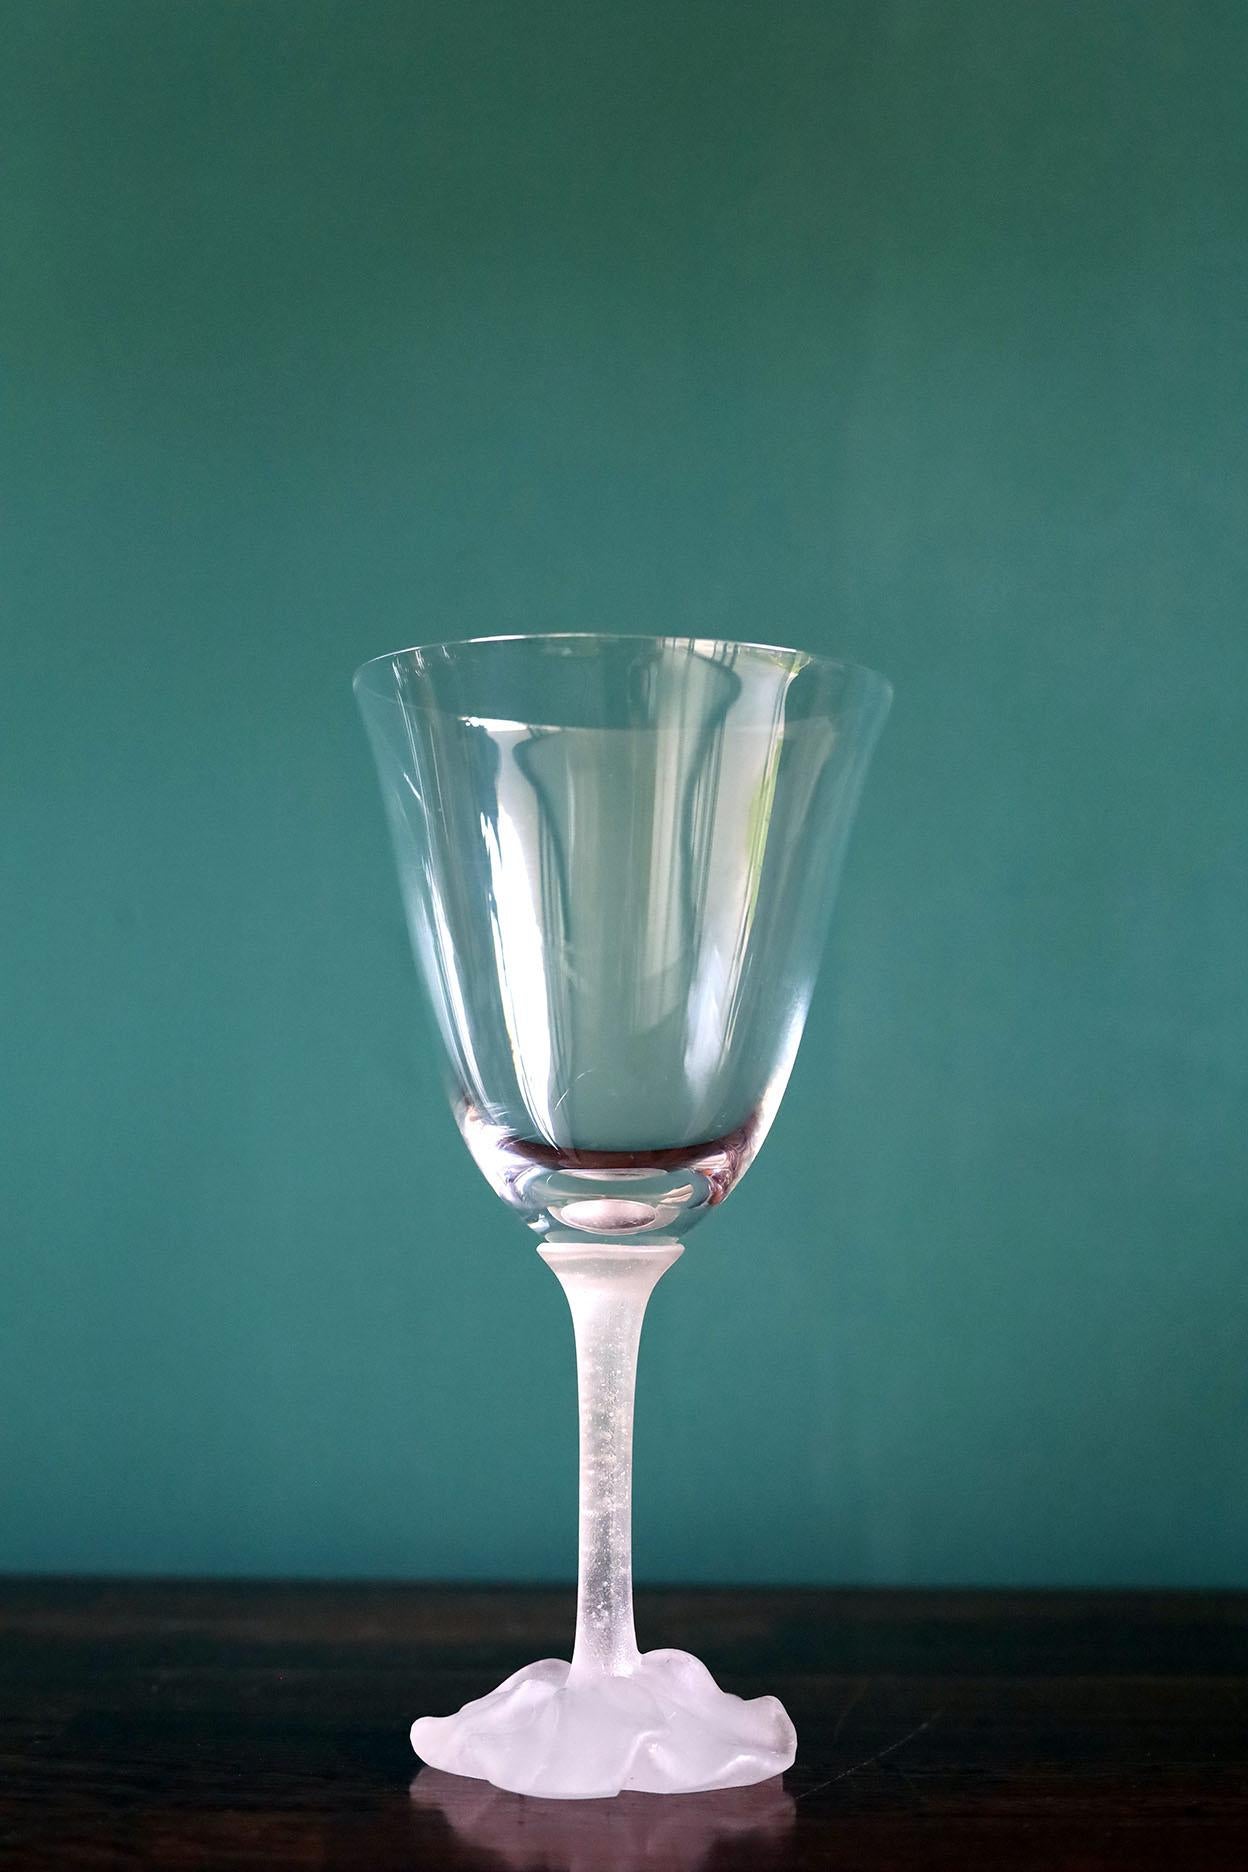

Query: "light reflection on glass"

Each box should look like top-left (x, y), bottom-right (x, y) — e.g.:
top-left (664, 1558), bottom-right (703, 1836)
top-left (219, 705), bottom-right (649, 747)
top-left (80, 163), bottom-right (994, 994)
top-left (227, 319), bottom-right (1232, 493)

top-left (357, 634), bottom-right (890, 1241)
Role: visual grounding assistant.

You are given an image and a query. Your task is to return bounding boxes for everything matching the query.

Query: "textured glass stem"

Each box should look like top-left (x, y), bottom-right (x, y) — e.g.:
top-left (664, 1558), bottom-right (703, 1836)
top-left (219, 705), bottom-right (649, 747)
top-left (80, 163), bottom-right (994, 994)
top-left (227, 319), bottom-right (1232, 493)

top-left (539, 1242), bottom-right (683, 1682)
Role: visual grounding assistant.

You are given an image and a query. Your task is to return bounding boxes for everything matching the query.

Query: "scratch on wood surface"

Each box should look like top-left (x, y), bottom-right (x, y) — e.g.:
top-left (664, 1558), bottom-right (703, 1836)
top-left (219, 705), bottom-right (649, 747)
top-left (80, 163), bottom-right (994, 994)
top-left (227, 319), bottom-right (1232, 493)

top-left (798, 1707), bottom-right (943, 1803)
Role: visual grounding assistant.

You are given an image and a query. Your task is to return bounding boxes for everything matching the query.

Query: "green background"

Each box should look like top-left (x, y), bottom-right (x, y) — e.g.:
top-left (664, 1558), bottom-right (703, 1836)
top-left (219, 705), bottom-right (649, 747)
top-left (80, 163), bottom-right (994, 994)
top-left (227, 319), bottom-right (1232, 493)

top-left (4, 1), bottom-right (1245, 1586)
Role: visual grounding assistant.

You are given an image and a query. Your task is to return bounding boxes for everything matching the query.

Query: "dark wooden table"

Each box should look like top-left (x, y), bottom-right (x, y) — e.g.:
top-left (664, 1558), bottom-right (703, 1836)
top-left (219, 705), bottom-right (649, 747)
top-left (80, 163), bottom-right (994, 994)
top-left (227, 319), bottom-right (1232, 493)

top-left (2, 1581), bottom-right (1246, 1868)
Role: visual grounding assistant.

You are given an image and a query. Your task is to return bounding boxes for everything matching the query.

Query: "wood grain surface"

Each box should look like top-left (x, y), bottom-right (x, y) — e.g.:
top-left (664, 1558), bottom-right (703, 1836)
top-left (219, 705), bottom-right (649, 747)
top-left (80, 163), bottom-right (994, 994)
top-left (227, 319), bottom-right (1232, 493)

top-left (2, 1580), bottom-right (1245, 1868)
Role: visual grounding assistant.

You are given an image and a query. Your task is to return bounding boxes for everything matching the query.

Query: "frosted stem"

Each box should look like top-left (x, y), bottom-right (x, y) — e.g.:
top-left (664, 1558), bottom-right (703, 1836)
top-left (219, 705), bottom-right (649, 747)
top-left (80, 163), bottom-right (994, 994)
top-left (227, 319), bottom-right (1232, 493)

top-left (538, 1241), bottom-right (683, 1681)
top-left (411, 1239), bottom-right (794, 1793)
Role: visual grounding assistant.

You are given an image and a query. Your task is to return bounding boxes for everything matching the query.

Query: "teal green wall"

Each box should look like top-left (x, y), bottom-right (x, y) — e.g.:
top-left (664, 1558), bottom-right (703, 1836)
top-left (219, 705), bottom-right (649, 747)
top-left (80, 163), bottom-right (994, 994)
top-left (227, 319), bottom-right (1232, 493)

top-left (4, 1), bottom-right (1246, 1586)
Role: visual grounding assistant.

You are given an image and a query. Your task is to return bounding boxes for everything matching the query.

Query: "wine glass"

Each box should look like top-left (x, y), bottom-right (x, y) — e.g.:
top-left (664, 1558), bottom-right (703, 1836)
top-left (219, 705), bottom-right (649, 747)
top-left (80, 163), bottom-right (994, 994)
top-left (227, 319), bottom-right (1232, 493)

top-left (356, 633), bottom-right (890, 1799)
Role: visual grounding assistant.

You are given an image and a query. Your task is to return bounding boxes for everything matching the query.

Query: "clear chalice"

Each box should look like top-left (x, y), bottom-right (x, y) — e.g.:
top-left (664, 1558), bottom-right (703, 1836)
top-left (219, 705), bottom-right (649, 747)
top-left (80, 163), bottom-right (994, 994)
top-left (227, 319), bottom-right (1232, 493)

top-left (356, 633), bottom-right (890, 1799)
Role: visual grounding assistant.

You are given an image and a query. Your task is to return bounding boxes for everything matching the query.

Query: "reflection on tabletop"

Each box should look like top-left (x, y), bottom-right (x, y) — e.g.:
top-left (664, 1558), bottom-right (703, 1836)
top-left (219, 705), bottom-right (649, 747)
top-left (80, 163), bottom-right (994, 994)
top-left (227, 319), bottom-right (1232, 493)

top-left (409, 1767), bottom-right (796, 1872)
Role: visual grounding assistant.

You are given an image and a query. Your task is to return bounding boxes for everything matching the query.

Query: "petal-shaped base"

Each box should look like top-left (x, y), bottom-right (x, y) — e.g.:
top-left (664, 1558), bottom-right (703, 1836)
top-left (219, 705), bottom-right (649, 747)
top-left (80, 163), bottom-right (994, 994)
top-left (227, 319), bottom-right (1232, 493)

top-left (411, 1649), bottom-right (796, 1800)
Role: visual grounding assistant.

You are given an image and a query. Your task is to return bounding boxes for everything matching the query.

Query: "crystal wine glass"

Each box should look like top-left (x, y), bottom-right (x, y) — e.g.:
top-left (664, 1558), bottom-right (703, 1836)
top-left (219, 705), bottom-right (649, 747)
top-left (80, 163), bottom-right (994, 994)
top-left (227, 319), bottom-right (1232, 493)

top-left (356, 633), bottom-right (890, 1799)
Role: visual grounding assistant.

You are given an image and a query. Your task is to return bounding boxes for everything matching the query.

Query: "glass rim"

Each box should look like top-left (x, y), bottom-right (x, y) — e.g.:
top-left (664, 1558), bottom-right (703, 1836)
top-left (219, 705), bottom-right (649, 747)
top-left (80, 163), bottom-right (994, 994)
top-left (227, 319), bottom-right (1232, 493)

top-left (353, 631), bottom-right (893, 704)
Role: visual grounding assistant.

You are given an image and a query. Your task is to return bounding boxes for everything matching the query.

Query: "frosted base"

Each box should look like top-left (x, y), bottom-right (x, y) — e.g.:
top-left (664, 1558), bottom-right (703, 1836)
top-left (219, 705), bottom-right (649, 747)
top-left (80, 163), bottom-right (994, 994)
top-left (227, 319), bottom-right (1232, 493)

top-left (411, 1648), bottom-right (796, 1800)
